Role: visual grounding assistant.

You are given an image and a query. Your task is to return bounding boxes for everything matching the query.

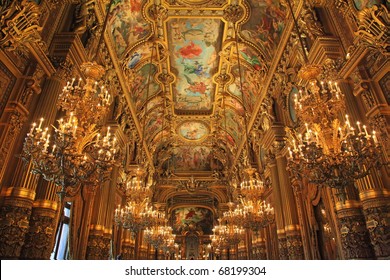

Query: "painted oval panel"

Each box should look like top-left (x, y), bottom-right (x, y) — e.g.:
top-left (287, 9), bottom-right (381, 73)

top-left (178, 121), bottom-right (209, 141)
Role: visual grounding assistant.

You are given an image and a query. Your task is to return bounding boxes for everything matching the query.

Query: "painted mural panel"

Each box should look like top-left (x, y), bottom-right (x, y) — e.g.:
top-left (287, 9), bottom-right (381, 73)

top-left (108, 0), bottom-right (150, 57)
top-left (171, 207), bottom-right (213, 235)
top-left (224, 107), bottom-right (242, 145)
top-left (168, 146), bottom-right (223, 171)
top-left (130, 63), bottom-right (160, 109)
top-left (147, 96), bottom-right (164, 111)
top-left (167, 18), bottom-right (223, 111)
top-left (178, 121), bottom-right (209, 141)
top-left (224, 96), bottom-right (244, 116)
top-left (145, 108), bottom-right (163, 142)
top-left (242, 0), bottom-right (286, 59)
top-left (227, 66), bottom-right (257, 113)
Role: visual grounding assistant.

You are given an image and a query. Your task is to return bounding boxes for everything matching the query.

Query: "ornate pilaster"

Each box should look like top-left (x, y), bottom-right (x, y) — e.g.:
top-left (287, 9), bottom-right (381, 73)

top-left (256, 238), bottom-right (267, 260)
top-left (85, 230), bottom-right (109, 260)
top-left (336, 202), bottom-right (375, 259)
top-left (359, 189), bottom-right (390, 259)
top-left (20, 202), bottom-right (57, 259)
top-left (286, 228), bottom-right (305, 260)
top-left (0, 104), bottom-right (28, 183)
top-left (121, 239), bottom-right (135, 260)
top-left (0, 203), bottom-right (31, 259)
top-left (277, 231), bottom-right (289, 260)
top-left (291, 179), bottom-right (313, 259)
top-left (266, 149), bottom-right (283, 259)
top-left (20, 178), bottom-right (59, 260)
top-left (272, 139), bottom-right (304, 259)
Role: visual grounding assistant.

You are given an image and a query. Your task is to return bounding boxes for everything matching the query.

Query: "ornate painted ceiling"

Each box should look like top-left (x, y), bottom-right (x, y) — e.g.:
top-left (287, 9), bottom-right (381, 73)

top-left (107, 0), bottom-right (287, 175)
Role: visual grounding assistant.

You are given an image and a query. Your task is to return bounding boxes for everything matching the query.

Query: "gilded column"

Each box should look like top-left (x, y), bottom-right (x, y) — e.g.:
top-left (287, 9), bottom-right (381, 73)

top-left (85, 183), bottom-right (109, 260)
top-left (121, 230), bottom-right (135, 260)
top-left (85, 165), bottom-right (119, 260)
top-left (273, 140), bottom-right (304, 259)
top-left (335, 188), bottom-right (375, 259)
top-left (0, 63), bottom-right (69, 259)
top-left (357, 172), bottom-right (390, 259)
top-left (20, 180), bottom-right (58, 259)
top-left (255, 229), bottom-right (267, 259)
top-left (291, 178), bottom-right (314, 259)
top-left (266, 150), bottom-right (286, 259)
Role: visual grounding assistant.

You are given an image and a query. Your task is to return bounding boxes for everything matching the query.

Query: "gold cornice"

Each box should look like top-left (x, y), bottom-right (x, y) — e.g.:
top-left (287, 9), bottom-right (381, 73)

top-left (33, 199), bottom-right (58, 210)
top-left (359, 189), bottom-right (390, 201)
top-left (89, 224), bottom-right (105, 232)
top-left (335, 200), bottom-right (362, 211)
top-left (307, 36), bottom-right (344, 65)
top-left (285, 224), bottom-right (301, 233)
top-left (3, 187), bottom-right (36, 200)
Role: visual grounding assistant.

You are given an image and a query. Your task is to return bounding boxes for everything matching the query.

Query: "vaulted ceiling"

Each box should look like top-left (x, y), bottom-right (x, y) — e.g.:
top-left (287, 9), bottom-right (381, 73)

top-left (107, 0), bottom-right (288, 177)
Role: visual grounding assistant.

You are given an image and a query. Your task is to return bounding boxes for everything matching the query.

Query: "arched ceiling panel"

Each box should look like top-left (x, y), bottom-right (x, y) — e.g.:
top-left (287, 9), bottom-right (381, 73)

top-left (108, 0), bottom-right (151, 58)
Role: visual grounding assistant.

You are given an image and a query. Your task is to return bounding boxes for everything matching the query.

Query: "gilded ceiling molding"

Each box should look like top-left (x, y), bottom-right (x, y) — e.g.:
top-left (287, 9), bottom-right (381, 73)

top-left (165, 0), bottom-right (227, 8)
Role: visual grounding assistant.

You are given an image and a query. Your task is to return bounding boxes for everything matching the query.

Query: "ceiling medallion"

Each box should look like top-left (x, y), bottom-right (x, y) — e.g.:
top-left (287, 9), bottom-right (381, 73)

top-left (178, 121), bottom-right (209, 141)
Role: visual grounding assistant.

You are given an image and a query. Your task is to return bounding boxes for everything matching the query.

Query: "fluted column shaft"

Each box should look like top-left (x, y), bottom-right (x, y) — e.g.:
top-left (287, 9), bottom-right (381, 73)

top-left (274, 142), bottom-right (304, 260)
top-left (0, 71), bottom-right (66, 259)
top-left (267, 152), bottom-right (285, 259)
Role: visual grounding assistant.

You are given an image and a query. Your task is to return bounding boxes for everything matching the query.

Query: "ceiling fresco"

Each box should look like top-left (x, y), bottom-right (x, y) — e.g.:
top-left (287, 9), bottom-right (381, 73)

top-left (109, 0), bottom-right (150, 57)
top-left (107, 0), bottom-right (290, 174)
top-left (165, 146), bottom-right (223, 171)
top-left (241, 0), bottom-right (287, 61)
top-left (178, 121), bottom-right (209, 141)
top-left (167, 18), bottom-right (223, 113)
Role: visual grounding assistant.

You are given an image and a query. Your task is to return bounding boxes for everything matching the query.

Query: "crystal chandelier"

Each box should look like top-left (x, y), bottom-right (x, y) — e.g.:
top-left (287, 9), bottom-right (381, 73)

top-left (287, 107), bottom-right (382, 190)
top-left (285, 0), bottom-right (385, 191)
top-left (114, 198), bottom-right (159, 233)
top-left (21, 0), bottom-right (119, 201)
top-left (240, 167), bottom-right (265, 201)
top-left (144, 214), bottom-right (175, 249)
top-left (240, 199), bottom-right (275, 232)
top-left (123, 167), bottom-right (153, 203)
top-left (221, 203), bottom-right (245, 245)
top-left (288, 1), bottom-right (382, 190)
top-left (22, 62), bottom-right (118, 202)
top-left (57, 62), bottom-right (111, 125)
